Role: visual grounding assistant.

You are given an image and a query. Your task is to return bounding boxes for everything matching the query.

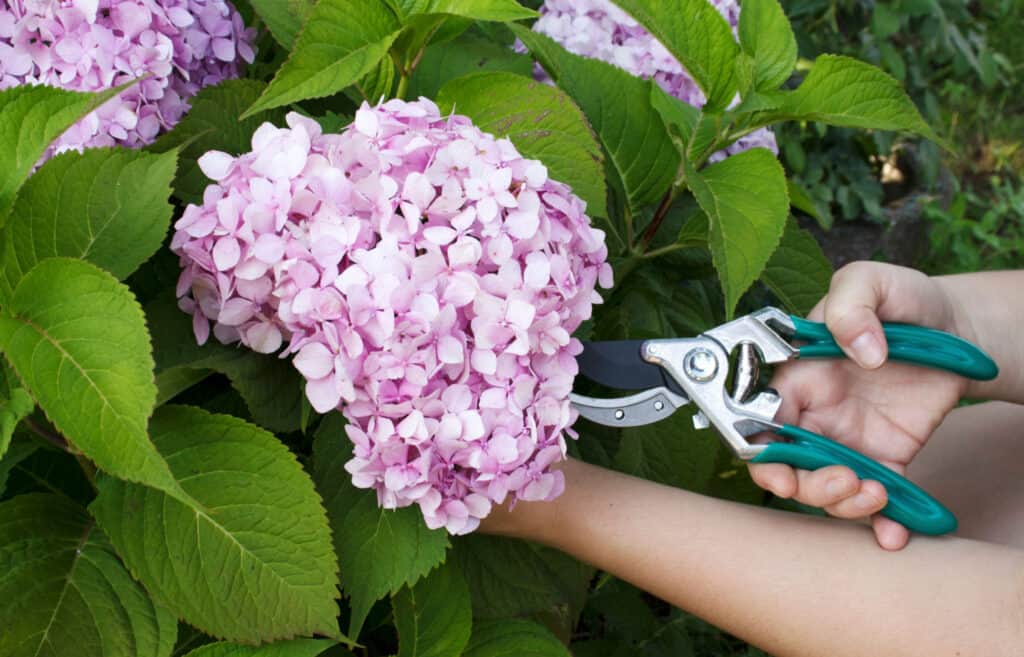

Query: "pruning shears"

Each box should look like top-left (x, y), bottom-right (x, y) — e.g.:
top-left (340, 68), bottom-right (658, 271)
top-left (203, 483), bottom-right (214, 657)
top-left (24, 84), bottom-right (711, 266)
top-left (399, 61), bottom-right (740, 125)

top-left (570, 307), bottom-right (999, 536)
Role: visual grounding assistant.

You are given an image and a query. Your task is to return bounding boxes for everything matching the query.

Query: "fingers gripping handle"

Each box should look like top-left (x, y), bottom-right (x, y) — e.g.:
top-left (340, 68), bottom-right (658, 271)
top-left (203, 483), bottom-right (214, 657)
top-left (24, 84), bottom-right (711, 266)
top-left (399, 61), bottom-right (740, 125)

top-left (789, 316), bottom-right (998, 381)
top-left (752, 425), bottom-right (957, 536)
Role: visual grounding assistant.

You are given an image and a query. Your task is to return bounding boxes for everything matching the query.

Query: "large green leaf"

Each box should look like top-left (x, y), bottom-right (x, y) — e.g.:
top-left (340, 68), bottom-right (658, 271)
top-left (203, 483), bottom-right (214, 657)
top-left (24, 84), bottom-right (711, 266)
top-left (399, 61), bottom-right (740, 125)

top-left (0, 494), bottom-right (177, 657)
top-left (771, 55), bottom-right (941, 141)
top-left (151, 80), bottom-right (288, 205)
top-left (437, 71), bottom-right (607, 218)
top-left (243, 0), bottom-right (402, 117)
top-left (393, 562), bottom-right (472, 657)
top-left (182, 639), bottom-right (340, 657)
top-left (513, 26), bottom-right (677, 215)
top-left (0, 434), bottom-right (36, 497)
top-left (0, 84), bottom-right (123, 222)
top-left (614, 411), bottom-right (722, 492)
top-left (760, 217), bottom-right (832, 316)
top-left (462, 619), bottom-right (571, 657)
top-left (90, 405), bottom-right (340, 643)
top-left (609, 0), bottom-right (739, 109)
top-left (248, 0), bottom-right (315, 48)
top-left (686, 149), bottom-right (788, 316)
top-left (408, 31), bottom-right (533, 101)
top-left (0, 259), bottom-right (183, 499)
top-left (147, 295), bottom-right (304, 433)
top-left (737, 0), bottom-right (797, 91)
top-left (0, 148), bottom-right (177, 303)
top-left (312, 414), bottom-right (449, 638)
top-left (0, 362), bottom-right (32, 458)
top-left (391, 0), bottom-right (536, 20)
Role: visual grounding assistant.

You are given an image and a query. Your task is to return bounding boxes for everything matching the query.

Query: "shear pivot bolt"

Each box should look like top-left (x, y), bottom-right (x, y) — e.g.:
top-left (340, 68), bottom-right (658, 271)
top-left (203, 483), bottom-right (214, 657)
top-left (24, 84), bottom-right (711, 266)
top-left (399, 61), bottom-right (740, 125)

top-left (683, 348), bottom-right (718, 382)
top-left (614, 409), bottom-right (625, 420)
top-left (654, 400), bottom-right (665, 411)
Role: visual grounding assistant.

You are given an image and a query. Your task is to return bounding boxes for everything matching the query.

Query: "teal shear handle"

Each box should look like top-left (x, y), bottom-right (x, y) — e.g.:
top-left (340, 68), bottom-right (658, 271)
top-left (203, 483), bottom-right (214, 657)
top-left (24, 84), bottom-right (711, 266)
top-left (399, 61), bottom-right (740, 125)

top-left (789, 316), bottom-right (998, 381)
top-left (752, 425), bottom-right (957, 535)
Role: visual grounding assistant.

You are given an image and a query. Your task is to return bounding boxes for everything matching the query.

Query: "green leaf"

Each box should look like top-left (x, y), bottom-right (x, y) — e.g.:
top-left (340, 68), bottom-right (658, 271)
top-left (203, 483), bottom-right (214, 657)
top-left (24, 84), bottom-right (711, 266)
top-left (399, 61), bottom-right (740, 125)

top-left (248, 0), bottom-right (315, 48)
top-left (0, 434), bottom-right (36, 497)
top-left (0, 259), bottom-right (184, 499)
top-left (0, 148), bottom-right (177, 303)
top-left (1, 361), bottom-right (32, 458)
top-left (513, 26), bottom-right (678, 215)
top-left (182, 639), bottom-right (339, 657)
top-left (737, 0), bottom-right (797, 91)
top-left (393, 562), bottom-right (472, 657)
top-left (243, 0), bottom-right (402, 118)
top-left (312, 413), bottom-right (448, 638)
top-left (90, 405), bottom-right (341, 643)
top-left (650, 83), bottom-right (699, 150)
top-left (773, 55), bottom-right (942, 142)
top-left (351, 55), bottom-right (397, 102)
top-left (151, 80), bottom-right (288, 205)
top-left (0, 84), bottom-right (124, 222)
top-left (614, 411), bottom-right (722, 491)
top-left (408, 31), bottom-right (533, 100)
top-left (609, 0), bottom-right (739, 109)
top-left (760, 217), bottom-right (832, 316)
top-left (786, 178), bottom-right (822, 224)
top-left (390, 0), bottom-right (535, 21)
top-left (0, 494), bottom-right (177, 657)
top-left (452, 534), bottom-right (591, 621)
top-left (437, 71), bottom-right (607, 218)
top-left (147, 295), bottom-right (304, 433)
top-left (462, 619), bottom-right (571, 657)
top-left (686, 148), bottom-right (788, 316)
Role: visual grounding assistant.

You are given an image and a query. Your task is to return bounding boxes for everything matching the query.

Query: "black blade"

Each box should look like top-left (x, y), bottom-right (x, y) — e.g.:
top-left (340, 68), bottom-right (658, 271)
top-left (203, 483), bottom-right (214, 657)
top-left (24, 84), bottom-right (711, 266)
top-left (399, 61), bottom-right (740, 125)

top-left (576, 340), bottom-right (686, 396)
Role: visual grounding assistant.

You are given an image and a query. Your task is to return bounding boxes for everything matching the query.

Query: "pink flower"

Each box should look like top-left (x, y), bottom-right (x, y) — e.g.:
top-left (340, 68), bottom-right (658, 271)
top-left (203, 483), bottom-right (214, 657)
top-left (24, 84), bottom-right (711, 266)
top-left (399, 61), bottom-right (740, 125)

top-left (525, 0), bottom-right (776, 161)
top-left (1, 0), bottom-right (256, 159)
top-left (173, 99), bottom-right (612, 534)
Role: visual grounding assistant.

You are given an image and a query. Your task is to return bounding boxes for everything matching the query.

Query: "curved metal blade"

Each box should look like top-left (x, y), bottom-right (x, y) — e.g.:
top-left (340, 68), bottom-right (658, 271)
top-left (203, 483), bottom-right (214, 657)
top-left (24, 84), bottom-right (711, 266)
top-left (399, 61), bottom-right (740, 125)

top-left (570, 388), bottom-right (689, 427)
top-left (577, 340), bottom-right (686, 396)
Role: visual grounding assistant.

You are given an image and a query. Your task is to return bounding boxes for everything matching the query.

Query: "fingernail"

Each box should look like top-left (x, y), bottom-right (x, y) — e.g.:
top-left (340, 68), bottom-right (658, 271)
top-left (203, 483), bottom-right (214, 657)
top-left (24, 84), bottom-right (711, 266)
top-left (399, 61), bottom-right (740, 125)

top-left (854, 491), bottom-right (880, 511)
top-left (826, 477), bottom-right (853, 497)
top-left (850, 332), bottom-right (885, 368)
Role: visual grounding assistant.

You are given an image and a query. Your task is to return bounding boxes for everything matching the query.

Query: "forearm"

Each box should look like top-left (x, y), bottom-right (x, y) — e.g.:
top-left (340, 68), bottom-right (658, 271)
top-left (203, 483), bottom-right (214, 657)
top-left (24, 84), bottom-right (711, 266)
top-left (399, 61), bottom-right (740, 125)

top-left (938, 270), bottom-right (1024, 402)
top-left (485, 459), bottom-right (1024, 657)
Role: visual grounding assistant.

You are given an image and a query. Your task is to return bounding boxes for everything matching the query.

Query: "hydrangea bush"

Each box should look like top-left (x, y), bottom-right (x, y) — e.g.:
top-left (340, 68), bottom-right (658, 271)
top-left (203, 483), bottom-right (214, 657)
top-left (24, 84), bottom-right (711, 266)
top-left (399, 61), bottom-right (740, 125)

top-left (0, 0), bottom-right (941, 655)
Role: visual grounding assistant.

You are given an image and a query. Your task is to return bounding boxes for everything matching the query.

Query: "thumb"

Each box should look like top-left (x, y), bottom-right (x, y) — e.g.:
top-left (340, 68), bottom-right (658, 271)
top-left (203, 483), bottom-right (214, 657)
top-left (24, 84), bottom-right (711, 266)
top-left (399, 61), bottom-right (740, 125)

top-left (823, 262), bottom-right (888, 369)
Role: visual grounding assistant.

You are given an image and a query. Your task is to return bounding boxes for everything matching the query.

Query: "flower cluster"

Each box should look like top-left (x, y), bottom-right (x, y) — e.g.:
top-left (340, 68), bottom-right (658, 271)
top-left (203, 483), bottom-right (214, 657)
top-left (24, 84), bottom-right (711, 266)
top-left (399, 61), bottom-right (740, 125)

top-left (527, 0), bottom-right (777, 161)
top-left (172, 99), bottom-right (612, 534)
top-left (0, 0), bottom-right (255, 158)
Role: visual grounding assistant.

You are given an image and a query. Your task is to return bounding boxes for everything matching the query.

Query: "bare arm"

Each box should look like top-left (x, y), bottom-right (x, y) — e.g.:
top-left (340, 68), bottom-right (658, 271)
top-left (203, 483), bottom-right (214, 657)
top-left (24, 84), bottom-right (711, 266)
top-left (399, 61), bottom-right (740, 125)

top-left (483, 459), bottom-right (1024, 657)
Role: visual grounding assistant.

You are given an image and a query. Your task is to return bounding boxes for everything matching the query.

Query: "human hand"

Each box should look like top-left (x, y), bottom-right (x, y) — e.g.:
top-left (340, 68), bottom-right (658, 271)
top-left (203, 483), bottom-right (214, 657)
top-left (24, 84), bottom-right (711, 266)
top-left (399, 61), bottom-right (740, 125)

top-left (749, 261), bottom-right (972, 550)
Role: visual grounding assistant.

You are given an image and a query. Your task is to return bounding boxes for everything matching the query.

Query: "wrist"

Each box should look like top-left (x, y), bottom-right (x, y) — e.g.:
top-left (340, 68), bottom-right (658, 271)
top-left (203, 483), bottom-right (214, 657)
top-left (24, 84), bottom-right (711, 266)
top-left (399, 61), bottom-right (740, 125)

top-left (478, 459), bottom-right (571, 543)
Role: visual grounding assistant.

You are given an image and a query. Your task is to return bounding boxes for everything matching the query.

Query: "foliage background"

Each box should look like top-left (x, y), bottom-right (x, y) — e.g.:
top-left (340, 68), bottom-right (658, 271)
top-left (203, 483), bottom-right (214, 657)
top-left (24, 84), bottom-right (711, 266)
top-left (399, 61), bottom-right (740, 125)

top-left (0, 1), bottom-right (1020, 657)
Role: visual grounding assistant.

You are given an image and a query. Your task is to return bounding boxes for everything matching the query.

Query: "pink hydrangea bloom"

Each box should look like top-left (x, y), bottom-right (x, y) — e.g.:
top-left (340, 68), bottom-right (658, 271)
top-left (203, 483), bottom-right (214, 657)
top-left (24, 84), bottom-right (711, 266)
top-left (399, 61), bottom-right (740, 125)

top-left (0, 0), bottom-right (256, 158)
top-left (172, 99), bottom-right (613, 534)
top-left (527, 0), bottom-right (777, 161)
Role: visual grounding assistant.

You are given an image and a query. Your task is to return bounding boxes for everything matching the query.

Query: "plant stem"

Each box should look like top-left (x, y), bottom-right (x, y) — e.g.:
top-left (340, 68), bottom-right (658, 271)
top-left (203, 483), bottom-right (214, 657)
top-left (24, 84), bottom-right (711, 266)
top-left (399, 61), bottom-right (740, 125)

top-left (637, 189), bottom-right (676, 251)
top-left (24, 417), bottom-right (69, 452)
top-left (641, 242), bottom-right (689, 259)
top-left (395, 72), bottom-right (409, 100)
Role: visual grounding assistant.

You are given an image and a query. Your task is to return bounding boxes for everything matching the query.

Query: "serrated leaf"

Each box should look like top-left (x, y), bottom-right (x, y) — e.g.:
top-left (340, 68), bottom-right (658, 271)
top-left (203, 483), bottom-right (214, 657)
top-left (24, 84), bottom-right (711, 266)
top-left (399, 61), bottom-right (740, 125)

top-left (451, 534), bottom-right (591, 621)
top-left (147, 295), bottom-right (304, 433)
top-left (0, 258), bottom-right (184, 499)
top-left (408, 31), bottom-right (533, 100)
top-left (610, 0), bottom-right (739, 110)
top-left (0, 148), bottom-right (177, 303)
top-left (513, 26), bottom-right (677, 215)
top-left (243, 0), bottom-right (401, 117)
top-left (392, 0), bottom-right (536, 21)
top-left (90, 405), bottom-right (340, 643)
top-left (351, 55), bottom-right (397, 102)
top-left (182, 639), bottom-right (339, 657)
top-left (773, 55), bottom-right (942, 142)
top-left (393, 562), bottom-right (472, 657)
top-left (437, 71), bottom-right (607, 218)
top-left (151, 80), bottom-right (288, 205)
top-left (462, 619), bottom-right (571, 657)
top-left (312, 413), bottom-right (449, 638)
top-left (738, 0), bottom-right (797, 91)
top-left (248, 0), bottom-right (315, 48)
top-left (650, 83), bottom-right (699, 150)
top-left (0, 387), bottom-right (31, 459)
top-left (614, 410), bottom-right (722, 491)
top-left (0, 84), bottom-right (124, 222)
top-left (0, 434), bottom-right (36, 497)
top-left (686, 148), bottom-right (788, 317)
top-left (0, 494), bottom-right (177, 657)
top-left (760, 217), bottom-right (831, 316)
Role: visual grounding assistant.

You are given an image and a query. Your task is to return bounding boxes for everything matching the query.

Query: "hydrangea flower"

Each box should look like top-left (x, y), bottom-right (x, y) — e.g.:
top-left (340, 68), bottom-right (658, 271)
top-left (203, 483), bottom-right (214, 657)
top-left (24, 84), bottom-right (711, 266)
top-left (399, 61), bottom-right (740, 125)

top-left (0, 0), bottom-right (256, 158)
top-left (527, 0), bottom-right (777, 161)
top-left (172, 99), bottom-right (613, 534)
